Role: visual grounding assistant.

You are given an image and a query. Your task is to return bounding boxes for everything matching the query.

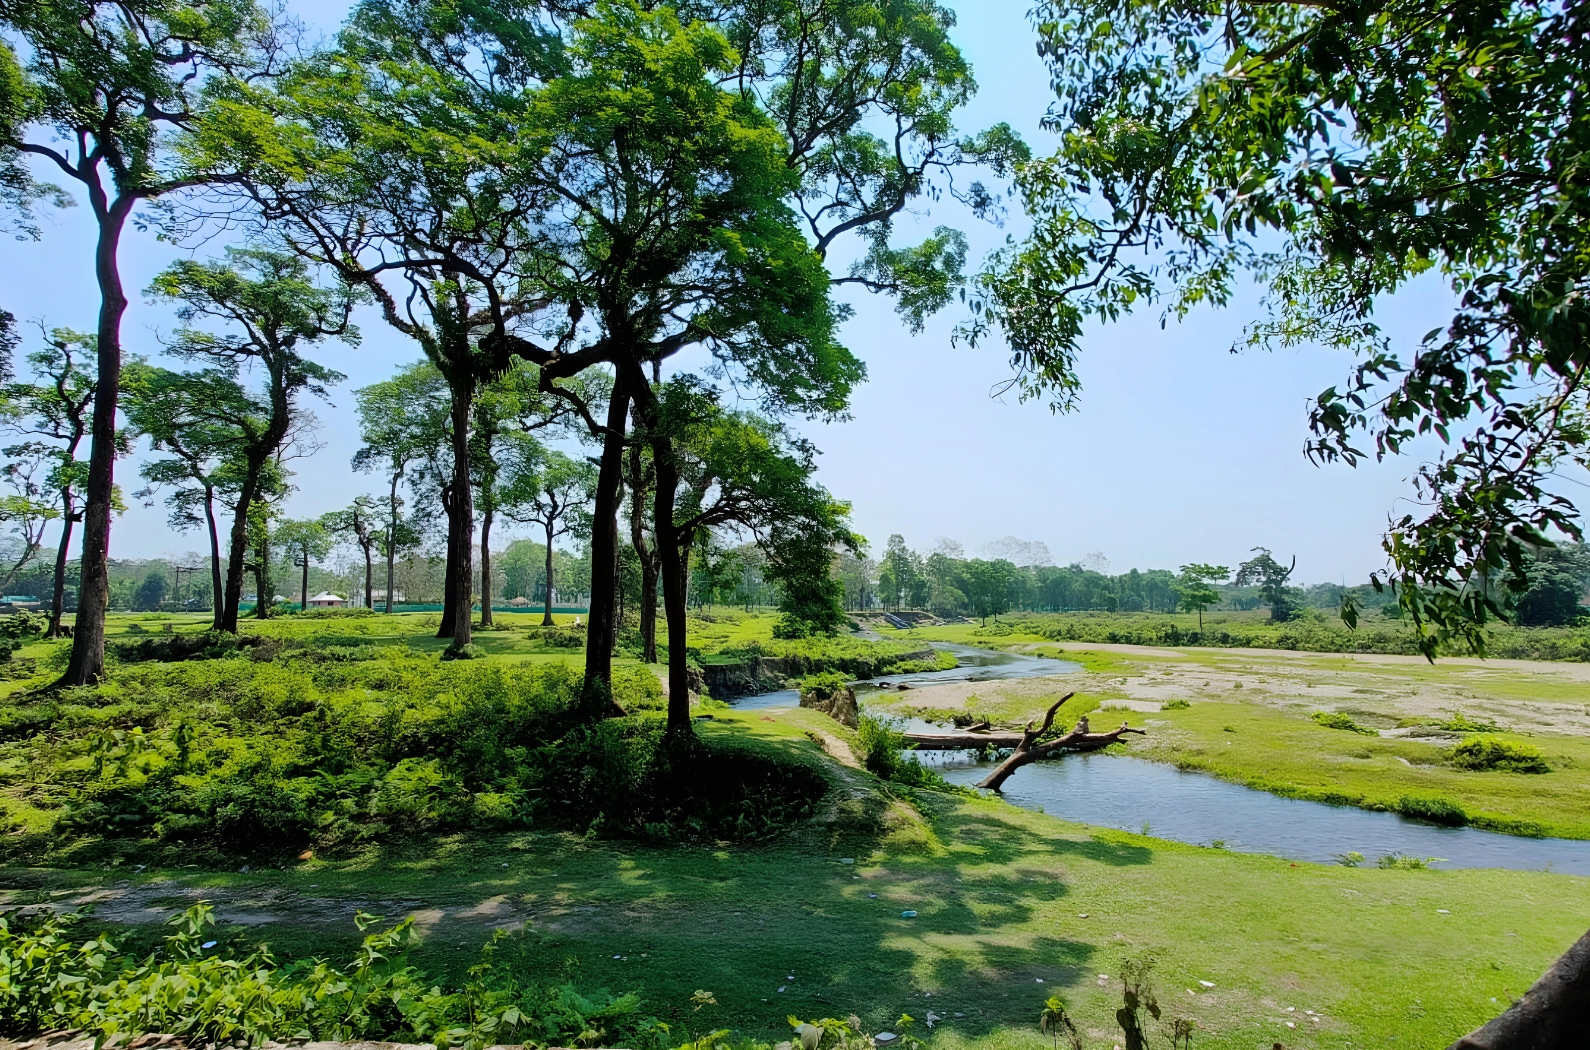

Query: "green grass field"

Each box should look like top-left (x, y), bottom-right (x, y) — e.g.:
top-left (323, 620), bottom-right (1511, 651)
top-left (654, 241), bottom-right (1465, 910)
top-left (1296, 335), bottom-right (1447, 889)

top-left (4, 710), bottom-right (1583, 1049)
top-left (1, 610), bottom-right (1587, 1047)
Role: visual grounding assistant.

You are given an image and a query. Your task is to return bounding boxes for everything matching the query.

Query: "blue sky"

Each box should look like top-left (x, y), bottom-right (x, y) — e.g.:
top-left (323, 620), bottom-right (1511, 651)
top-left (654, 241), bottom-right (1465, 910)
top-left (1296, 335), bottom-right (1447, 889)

top-left (1, 0), bottom-right (1461, 583)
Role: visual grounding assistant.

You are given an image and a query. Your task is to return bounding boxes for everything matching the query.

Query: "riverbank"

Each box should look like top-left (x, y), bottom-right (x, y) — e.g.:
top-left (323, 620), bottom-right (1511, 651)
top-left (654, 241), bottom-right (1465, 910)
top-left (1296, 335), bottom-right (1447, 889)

top-left (2, 716), bottom-right (1585, 1049)
top-left (864, 637), bottom-right (1590, 839)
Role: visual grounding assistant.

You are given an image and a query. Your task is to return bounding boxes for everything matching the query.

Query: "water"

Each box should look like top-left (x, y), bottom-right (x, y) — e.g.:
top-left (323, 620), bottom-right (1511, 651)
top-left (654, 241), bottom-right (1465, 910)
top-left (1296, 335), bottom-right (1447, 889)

top-left (728, 643), bottom-right (1081, 711)
top-left (728, 641), bottom-right (1590, 874)
top-left (927, 751), bottom-right (1590, 875)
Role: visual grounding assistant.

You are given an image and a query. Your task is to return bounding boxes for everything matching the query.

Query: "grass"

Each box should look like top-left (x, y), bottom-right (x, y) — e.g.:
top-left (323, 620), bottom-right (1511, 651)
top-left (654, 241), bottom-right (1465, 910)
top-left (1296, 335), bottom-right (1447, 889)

top-left (3, 611), bottom-right (1588, 1047)
top-left (875, 609), bottom-right (1590, 661)
top-left (1128, 702), bottom-right (1590, 837)
top-left (864, 639), bottom-right (1590, 839)
top-left (4, 740), bottom-right (1585, 1049)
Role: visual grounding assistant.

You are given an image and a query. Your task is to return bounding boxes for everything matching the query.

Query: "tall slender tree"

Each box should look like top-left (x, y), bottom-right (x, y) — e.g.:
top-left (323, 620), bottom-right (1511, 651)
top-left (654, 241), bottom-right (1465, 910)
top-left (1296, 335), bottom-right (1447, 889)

top-left (276, 517), bottom-right (331, 610)
top-left (323, 496), bottom-right (381, 609)
top-left (147, 248), bottom-right (355, 631)
top-left (353, 361), bottom-right (450, 615)
top-left (3, 329), bottom-right (97, 635)
top-left (503, 451), bottom-right (597, 629)
top-left (2, 0), bottom-right (272, 683)
top-left (640, 378), bottom-right (856, 737)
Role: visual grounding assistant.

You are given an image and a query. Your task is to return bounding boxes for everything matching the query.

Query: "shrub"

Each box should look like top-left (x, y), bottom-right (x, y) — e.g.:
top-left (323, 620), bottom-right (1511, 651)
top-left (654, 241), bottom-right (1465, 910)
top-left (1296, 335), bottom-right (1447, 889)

top-left (1448, 736), bottom-right (1551, 773)
top-left (0, 612), bottom-right (46, 641)
top-left (1376, 853), bottom-right (1443, 870)
top-left (853, 714), bottom-right (969, 794)
top-left (798, 671), bottom-right (849, 702)
top-left (1441, 712), bottom-right (1503, 733)
top-left (0, 904), bottom-right (661, 1049)
top-left (1161, 698), bottom-right (1190, 711)
top-left (1311, 711), bottom-right (1378, 735)
top-left (1393, 794), bottom-right (1468, 825)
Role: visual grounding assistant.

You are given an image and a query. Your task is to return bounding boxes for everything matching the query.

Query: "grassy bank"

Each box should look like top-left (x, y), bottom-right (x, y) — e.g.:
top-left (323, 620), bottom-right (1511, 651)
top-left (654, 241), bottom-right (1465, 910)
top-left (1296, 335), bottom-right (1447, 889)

top-left (869, 641), bottom-right (1590, 839)
top-left (3, 756), bottom-right (1585, 1049)
top-left (877, 609), bottom-right (1590, 660)
top-left (1132, 701), bottom-right (1590, 838)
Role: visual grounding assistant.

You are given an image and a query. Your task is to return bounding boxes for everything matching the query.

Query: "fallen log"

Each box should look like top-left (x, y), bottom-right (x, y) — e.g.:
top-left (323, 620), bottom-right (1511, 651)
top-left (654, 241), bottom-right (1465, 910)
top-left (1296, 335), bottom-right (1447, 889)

top-left (974, 693), bottom-right (1145, 791)
top-left (901, 731), bottom-right (1027, 749)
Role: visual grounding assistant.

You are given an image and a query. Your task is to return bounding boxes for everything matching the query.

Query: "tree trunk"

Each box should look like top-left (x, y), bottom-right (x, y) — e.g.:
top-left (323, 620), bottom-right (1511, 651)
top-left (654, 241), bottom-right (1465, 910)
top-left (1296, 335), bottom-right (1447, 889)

top-left (542, 520), bottom-right (556, 627)
top-left (385, 470), bottom-right (400, 613)
top-left (480, 507), bottom-right (493, 626)
top-left (448, 379), bottom-right (474, 650)
top-left (438, 480), bottom-right (459, 637)
top-left (1450, 926), bottom-right (1590, 1049)
top-left (47, 491), bottom-right (76, 639)
top-left (204, 487), bottom-right (223, 630)
top-left (364, 541), bottom-right (373, 609)
top-left (59, 197), bottom-right (135, 686)
top-left (582, 369), bottom-right (630, 712)
top-left (219, 461), bottom-right (264, 632)
top-left (651, 429), bottom-right (693, 740)
top-left (299, 549), bottom-right (309, 613)
top-left (974, 694), bottom-right (1145, 791)
top-left (626, 443), bottom-right (659, 664)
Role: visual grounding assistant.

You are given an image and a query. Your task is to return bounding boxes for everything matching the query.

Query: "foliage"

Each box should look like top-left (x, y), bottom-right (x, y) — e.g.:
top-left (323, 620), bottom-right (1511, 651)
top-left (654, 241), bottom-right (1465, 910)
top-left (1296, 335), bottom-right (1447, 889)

top-left (853, 714), bottom-right (968, 795)
top-left (1393, 795), bottom-right (1468, 827)
top-left (1375, 854), bottom-right (1442, 871)
top-left (1234, 549), bottom-right (1297, 623)
top-left (996, 0), bottom-right (1590, 656)
top-left (0, 635), bottom-right (823, 861)
top-left (0, 904), bottom-right (660, 1049)
top-left (0, 613), bottom-right (44, 641)
top-left (1448, 737), bottom-right (1551, 775)
top-left (1311, 712), bottom-right (1378, 737)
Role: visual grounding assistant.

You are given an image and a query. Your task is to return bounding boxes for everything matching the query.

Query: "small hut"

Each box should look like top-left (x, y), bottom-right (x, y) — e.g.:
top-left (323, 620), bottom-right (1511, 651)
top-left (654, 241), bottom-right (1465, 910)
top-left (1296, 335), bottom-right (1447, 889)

top-left (306, 592), bottom-right (346, 608)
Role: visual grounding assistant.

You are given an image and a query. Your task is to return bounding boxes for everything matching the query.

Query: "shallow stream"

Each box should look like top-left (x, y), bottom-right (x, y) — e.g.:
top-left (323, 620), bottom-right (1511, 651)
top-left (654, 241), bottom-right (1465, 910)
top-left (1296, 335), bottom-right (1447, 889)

top-left (728, 641), bottom-right (1590, 874)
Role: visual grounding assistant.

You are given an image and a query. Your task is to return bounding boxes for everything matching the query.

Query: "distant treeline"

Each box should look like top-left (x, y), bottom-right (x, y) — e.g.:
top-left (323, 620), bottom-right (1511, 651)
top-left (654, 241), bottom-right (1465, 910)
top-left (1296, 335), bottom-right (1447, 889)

top-left (832, 535), bottom-right (1590, 628)
top-left (988, 609), bottom-right (1590, 661)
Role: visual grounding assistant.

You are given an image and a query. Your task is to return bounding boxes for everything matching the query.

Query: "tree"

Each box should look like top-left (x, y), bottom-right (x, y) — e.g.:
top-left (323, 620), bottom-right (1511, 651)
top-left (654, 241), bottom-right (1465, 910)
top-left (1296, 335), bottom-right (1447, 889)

top-left (123, 363), bottom-right (255, 630)
top-left (2, 0), bottom-right (271, 683)
top-left (275, 517), bottom-right (331, 610)
top-left (0, 457), bottom-right (57, 593)
top-left (3, 328), bottom-right (96, 635)
top-left (622, 440), bottom-right (660, 664)
top-left (217, 0), bottom-right (1017, 707)
top-left (982, 0), bottom-right (1590, 657)
top-left (148, 248), bottom-right (355, 632)
top-left (1235, 549), bottom-right (1297, 623)
top-left (503, 451), bottom-right (597, 629)
top-left (962, 559), bottom-right (1017, 625)
top-left (1174, 563), bottom-right (1229, 633)
top-left (1513, 545), bottom-right (1590, 627)
top-left (353, 361), bottom-right (451, 615)
top-left (470, 363), bottom-right (603, 628)
top-left (641, 379), bottom-right (857, 735)
top-left (323, 497), bottom-right (381, 609)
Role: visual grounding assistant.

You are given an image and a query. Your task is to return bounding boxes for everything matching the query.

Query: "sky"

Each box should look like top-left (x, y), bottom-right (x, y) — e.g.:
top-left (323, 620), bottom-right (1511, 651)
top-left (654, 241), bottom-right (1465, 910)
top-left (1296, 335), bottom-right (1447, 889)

top-left (1, 0), bottom-right (1467, 585)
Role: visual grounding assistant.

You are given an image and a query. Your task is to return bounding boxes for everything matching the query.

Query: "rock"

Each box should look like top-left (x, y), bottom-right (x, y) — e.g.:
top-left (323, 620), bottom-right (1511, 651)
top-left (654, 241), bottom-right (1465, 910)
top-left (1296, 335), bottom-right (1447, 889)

top-left (800, 684), bottom-right (858, 728)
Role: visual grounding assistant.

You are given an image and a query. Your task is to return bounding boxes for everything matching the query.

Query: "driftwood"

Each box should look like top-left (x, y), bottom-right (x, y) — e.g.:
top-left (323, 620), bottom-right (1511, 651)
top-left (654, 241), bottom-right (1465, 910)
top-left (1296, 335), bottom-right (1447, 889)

top-left (1449, 925), bottom-right (1590, 1049)
top-left (900, 731), bottom-right (1029, 749)
top-left (971, 693), bottom-right (1144, 791)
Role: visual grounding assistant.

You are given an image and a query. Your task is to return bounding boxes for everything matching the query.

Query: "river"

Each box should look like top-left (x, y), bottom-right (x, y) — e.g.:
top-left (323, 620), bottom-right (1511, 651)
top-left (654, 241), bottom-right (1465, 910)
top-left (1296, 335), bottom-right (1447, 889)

top-left (728, 641), bottom-right (1590, 875)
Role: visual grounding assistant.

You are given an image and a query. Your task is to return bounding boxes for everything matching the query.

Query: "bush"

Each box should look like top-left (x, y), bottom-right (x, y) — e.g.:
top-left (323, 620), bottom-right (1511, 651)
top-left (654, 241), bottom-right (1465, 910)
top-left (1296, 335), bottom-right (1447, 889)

top-left (1161, 698), bottom-right (1190, 711)
top-left (1393, 795), bottom-right (1468, 825)
top-left (0, 904), bottom-right (661, 1048)
top-left (853, 714), bottom-right (968, 794)
top-left (0, 612), bottom-right (46, 641)
top-left (1448, 736), bottom-right (1551, 773)
top-left (1311, 711), bottom-right (1378, 736)
top-left (798, 671), bottom-right (849, 702)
